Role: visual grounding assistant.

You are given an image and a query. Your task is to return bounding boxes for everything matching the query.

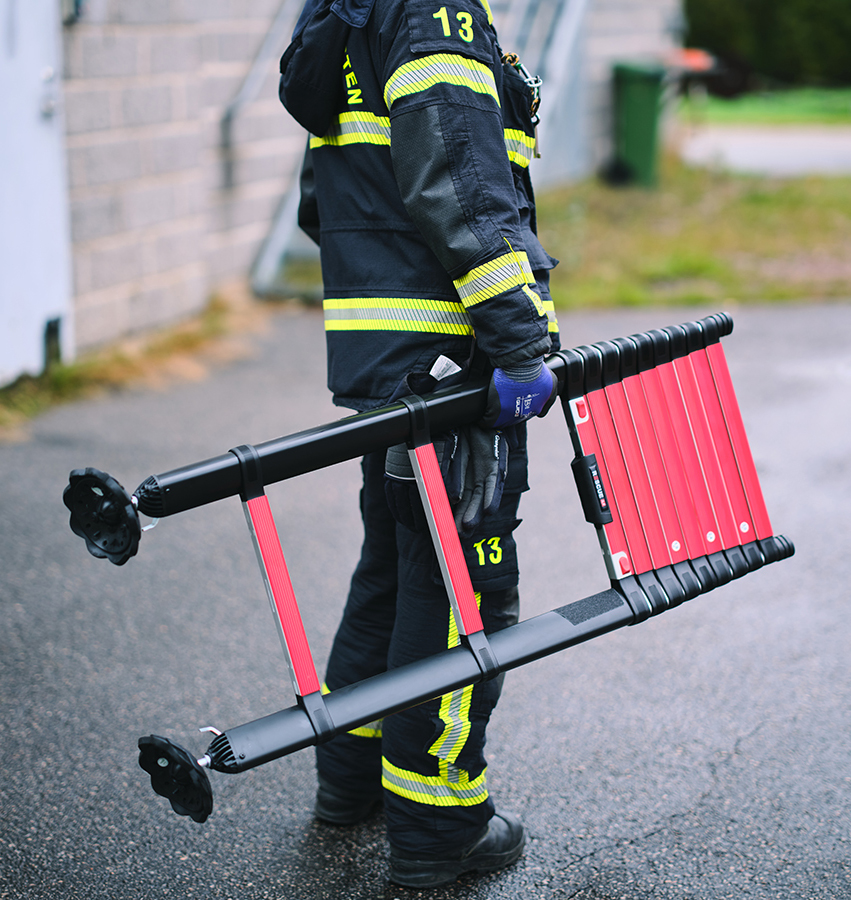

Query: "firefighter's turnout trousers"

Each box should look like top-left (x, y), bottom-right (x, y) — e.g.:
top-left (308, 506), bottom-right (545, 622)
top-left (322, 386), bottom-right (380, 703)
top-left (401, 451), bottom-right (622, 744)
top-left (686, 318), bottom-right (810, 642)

top-left (317, 427), bottom-right (527, 855)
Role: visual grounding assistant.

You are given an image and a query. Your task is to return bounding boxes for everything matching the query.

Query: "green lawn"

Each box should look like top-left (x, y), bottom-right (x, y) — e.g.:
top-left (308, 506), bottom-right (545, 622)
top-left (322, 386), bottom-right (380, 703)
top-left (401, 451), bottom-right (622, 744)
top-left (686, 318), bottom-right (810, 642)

top-left (679, 87), bottom-right (851, 126)
top-left (537, 156), bottom-right (851, 310)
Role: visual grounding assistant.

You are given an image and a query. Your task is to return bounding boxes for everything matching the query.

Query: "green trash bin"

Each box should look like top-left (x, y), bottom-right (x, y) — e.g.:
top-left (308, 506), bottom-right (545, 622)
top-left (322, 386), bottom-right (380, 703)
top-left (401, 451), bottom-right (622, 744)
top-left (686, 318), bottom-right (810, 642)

top-left (612, 61), bottom-right (666, 187)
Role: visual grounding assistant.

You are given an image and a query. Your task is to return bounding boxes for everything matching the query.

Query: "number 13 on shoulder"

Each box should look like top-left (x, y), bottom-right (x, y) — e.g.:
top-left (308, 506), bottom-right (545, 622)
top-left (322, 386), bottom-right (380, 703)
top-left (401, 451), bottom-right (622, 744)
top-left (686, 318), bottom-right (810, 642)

top-left (433, 6), bottom-right (474, 42)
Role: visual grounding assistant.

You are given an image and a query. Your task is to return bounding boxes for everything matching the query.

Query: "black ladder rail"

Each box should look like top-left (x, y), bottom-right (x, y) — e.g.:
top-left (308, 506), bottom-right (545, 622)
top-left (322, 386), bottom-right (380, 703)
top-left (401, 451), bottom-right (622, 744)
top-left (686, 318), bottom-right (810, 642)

top-left (133, 375), bottom-right (495, 520)
top-left (208, 589), bottom-right (633, 772)
top-left (131, 313), bottom-right (732, 521)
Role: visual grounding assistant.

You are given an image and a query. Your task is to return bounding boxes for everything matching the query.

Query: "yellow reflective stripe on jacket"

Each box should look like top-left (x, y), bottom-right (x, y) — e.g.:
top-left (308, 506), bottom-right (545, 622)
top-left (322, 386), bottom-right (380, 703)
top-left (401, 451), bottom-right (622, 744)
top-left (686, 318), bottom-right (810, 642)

top-left (310, 111), bottom-right (391, 148)
top-left (384, 54), bottom-right (500, 110)
top-left (309, 115), bottom-right (533, 174)
top-left (478, 0), bottom-right (494, 24)
top-left (543, 297), bottom-right (559, 333)
top-left (504, 128), bottom-right (536, 168)
top-left (324, 297), bottom-right (474, 334)
top-left (453, 250), bottom-right (534, 308)
top-left (503, 236), bottom-right (546, 316)
top-left (382, 758), bottom-right (489, 807)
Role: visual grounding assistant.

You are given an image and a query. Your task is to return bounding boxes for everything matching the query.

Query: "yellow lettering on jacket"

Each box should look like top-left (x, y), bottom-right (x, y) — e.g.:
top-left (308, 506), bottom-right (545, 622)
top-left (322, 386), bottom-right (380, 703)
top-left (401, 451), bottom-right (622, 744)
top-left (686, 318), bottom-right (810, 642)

top-left (343, 50), bottom-right (362, 104)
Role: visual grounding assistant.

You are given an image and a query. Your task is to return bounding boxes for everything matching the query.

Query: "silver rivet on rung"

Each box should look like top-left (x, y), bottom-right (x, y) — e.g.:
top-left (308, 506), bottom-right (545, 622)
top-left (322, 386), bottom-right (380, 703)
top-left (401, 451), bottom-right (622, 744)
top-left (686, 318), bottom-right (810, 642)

top-left (707, 531), bottom-right (716, 543)
top-left (671, 541), bottom-right (681, 552)
top-left (740, 522), bottom-right (750, 533)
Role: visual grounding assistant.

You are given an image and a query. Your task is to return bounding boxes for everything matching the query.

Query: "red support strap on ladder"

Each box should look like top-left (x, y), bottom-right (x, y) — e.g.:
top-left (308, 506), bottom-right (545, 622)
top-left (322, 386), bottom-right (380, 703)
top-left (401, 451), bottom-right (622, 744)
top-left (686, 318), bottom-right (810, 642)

top-left (231, 444), bottom-right (334, 742)
top-left (400, 395), bottom-right (499, 681)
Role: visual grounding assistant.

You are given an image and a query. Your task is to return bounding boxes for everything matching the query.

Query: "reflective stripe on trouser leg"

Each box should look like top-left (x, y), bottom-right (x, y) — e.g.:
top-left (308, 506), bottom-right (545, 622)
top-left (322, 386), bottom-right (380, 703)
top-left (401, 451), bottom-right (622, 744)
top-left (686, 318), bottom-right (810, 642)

top-left (381, 582), bottom-right (520, 854)
top-left (382, 758), bottom-right (489, 806)
top-left (382, 427), bottom-right (526, 855)
top-left (429, 592), bottom-right (478, 766)
top-left (382, 593), bottom-right (483, 806)
top-left (322, 682), bottom-right (384, 738)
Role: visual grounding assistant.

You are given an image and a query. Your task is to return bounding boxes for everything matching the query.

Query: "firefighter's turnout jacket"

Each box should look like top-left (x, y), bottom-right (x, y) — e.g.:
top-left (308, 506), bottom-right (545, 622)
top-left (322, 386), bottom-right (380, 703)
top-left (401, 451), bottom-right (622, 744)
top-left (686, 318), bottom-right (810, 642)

top-left (281, 0), bottom-right (560, 411)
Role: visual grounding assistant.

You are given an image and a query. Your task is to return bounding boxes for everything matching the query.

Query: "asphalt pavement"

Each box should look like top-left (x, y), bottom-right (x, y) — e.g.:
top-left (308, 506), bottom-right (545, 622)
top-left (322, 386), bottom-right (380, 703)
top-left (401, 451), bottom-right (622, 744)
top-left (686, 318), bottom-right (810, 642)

top-left (1, 302), bottom-right (850, 899)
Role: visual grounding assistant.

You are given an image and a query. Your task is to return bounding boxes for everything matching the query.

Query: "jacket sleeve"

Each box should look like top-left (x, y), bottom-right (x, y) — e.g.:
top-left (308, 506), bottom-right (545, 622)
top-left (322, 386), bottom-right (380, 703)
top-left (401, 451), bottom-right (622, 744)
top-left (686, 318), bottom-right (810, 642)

top-left (380, 0), bottom-right (552, 367)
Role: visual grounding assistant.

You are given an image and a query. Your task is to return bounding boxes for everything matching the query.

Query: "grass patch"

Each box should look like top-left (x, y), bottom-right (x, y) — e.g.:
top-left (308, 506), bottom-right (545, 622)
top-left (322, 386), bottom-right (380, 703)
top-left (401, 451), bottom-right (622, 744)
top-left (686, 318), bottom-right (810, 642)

top-left (537, 155), bottom-right (851, 310)
top-left (271, 255), bottom-right (324, 304)
top-left (679, 87), bottom-right (851, 126)
top-left (0, 295), bottom-right (238, 434)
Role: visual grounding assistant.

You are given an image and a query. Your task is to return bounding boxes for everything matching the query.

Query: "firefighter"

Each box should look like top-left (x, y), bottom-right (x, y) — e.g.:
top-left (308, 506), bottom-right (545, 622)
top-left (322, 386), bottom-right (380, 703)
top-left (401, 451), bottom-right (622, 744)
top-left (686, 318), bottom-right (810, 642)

top-left (280, 0), bottom-right (559, 886)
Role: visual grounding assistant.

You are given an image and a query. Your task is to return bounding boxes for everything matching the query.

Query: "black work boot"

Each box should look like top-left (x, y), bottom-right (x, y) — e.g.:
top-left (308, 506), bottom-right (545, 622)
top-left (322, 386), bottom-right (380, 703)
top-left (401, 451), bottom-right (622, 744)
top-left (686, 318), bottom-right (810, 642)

top-left (388, 811), bottom-right (525, 887)
top-left (314, 775), bottom-right (382, 826)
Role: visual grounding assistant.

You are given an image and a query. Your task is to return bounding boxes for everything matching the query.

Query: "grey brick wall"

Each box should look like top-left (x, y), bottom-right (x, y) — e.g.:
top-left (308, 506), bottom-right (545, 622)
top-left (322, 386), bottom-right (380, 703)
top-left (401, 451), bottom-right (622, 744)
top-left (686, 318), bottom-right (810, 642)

top-left (62, 0), bottom-right (680, 351)
top-left (62, 0), bottom-right (303, 350)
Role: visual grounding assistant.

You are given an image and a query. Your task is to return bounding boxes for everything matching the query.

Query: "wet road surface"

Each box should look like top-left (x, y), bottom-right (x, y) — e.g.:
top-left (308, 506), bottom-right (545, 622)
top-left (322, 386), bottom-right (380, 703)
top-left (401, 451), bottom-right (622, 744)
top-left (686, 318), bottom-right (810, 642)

top-left (2, 302), bottom-right (849, 899)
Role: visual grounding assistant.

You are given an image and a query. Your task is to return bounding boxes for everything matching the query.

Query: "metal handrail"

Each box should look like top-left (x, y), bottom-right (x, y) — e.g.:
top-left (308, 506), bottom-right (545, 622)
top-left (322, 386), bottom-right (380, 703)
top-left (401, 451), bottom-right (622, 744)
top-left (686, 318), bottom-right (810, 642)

top-left (219, 0), bottom-right (303, 188)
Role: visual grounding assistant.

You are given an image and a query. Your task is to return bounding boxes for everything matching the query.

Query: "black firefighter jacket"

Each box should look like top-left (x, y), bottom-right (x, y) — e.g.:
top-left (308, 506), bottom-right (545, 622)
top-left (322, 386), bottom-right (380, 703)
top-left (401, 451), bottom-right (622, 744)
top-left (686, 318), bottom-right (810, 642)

top-left (280, 0), bottom-right (560, 410)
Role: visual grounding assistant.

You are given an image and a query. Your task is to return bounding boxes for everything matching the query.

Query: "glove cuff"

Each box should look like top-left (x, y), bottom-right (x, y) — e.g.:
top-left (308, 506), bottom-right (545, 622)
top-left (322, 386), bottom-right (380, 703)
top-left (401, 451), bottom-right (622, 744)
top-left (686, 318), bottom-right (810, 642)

top-left (384, 443), bottom-right (415, 481)
top-left (499, 357), bottom-right (545, 383)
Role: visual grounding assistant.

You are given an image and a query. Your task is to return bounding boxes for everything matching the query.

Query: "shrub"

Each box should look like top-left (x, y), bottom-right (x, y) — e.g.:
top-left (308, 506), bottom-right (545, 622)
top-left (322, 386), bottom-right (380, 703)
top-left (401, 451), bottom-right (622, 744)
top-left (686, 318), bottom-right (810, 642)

top-left (684, 0), bottom-right (851, 87)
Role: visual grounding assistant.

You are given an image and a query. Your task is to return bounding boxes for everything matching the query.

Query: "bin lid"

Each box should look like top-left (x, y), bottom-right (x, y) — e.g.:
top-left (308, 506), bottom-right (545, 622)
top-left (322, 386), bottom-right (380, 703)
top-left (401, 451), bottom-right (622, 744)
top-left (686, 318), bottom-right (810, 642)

top-left (613, 60), bottom-right (667, 80)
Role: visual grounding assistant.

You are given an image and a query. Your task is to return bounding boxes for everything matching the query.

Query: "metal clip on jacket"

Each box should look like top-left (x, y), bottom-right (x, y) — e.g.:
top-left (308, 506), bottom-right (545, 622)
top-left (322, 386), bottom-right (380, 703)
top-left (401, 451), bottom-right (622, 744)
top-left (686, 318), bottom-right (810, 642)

top-left (501, 51), bottom-right (542, 122)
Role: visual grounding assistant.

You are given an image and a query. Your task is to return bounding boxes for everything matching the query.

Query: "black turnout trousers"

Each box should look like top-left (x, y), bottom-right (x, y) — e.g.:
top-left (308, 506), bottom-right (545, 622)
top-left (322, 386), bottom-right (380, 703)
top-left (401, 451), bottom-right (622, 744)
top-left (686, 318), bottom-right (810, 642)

top-left (317, 426), bottom-right (528, 855)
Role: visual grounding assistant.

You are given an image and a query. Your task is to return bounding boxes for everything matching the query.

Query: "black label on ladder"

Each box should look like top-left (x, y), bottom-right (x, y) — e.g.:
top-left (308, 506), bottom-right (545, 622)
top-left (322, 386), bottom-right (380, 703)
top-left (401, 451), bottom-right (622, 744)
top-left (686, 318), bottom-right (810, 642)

top-left (571, 453), bottom-right (614, 526)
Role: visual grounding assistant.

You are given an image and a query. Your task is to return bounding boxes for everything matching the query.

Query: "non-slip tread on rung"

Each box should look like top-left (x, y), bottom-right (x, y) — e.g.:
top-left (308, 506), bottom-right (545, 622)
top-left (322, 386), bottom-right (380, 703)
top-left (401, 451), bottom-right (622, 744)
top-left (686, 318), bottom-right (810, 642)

top-left (557, 313), bottom-right (734, 401)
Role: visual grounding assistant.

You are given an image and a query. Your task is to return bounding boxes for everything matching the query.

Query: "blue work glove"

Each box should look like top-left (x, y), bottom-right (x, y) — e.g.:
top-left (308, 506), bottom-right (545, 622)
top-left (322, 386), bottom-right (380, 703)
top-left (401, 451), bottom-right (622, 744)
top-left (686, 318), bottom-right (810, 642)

top-left (483, 357), bottom-right (558, 430)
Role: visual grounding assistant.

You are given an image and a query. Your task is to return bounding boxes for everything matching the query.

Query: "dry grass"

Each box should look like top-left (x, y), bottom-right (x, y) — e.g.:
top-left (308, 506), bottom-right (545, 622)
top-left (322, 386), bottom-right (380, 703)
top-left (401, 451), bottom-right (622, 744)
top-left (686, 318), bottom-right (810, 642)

top-left (0, 284), bottom-right (281, 439)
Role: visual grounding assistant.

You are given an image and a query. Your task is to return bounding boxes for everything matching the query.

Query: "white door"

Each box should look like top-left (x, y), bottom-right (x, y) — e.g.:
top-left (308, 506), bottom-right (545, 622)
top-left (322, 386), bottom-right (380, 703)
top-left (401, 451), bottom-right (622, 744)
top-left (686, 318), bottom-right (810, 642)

top-left (0, 0), bottom-right (73, 385)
